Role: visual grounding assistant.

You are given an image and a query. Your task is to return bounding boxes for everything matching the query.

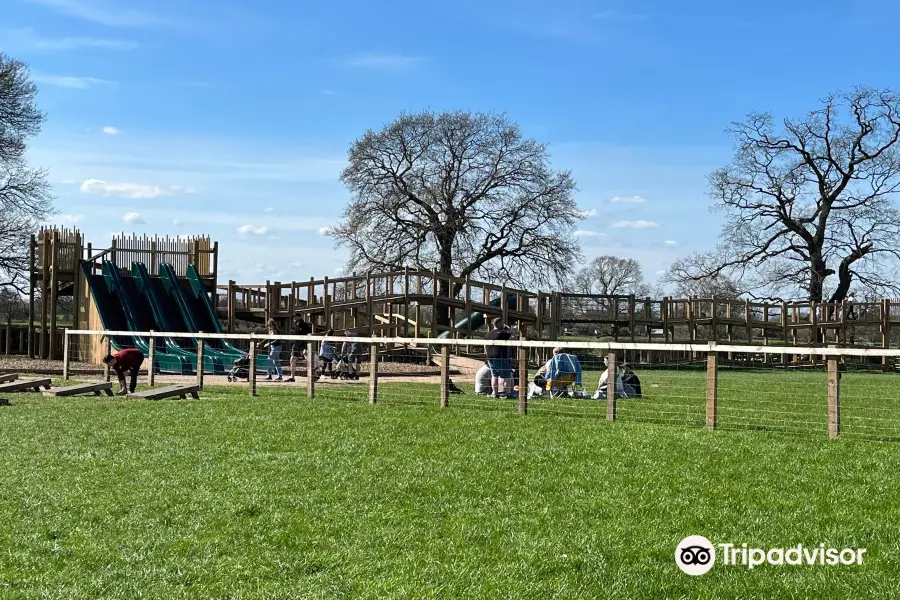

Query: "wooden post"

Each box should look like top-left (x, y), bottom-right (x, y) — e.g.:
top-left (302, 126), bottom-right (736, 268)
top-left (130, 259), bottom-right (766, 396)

top-left (27, 234), bottom-right (35, 358)
top-left (49, 230), bottom-right (59, 359)
top-left (827, 356), bottom-right (840, 439)
top-left (431, 268), bottom-right (439, 338)
top-left (148, 333), bottom-right (156, 387)
top-left (440, 345), bottom-right (450, 408)
top-left (744, 299), bottom-right (752, 345)
top-left (39, 232), bottom-right (50, 359)
top-left (306, 341), bottom-right (316, 398)
top-left (4, 317), bottom-right (10, 356)
top-left (323, 276), bottom-right (332, 329)
top-left (414, 304), bottom-right (421, 338)
top-left (501, 284), bottom-right (509, 328)
top-left (662, 297), bottom-right (670, 343)
top-left (62, 332), bottom-right (70, 380)
top-left (212, 240), bottom-right (219, 298)
top-left (103, 337), bottom-right (111, 382)
top-left (369, 343), bottom-right (378, 404)
top-left (110, 237), bottom-right (117, 266)
top-left (628, 295), bottom-right (636, 343)
top-left (196, 337), bottom-right (205, 390)
top-left (606, 352), bottom-right (617, 421)
top-left (71, 232), bottom-right (82, 332)
top-left (518, 346), bottom-right (528, 415)
top-left (366, 272), bottom-right (374, 337)
top-left (882, 299), bottom-right (890, 371)
top-left (249, 341), bottom-right (257, 397)
top-left (227, 280), bottom-right (236, 333)
top-left (706, 350), bottom-right (718, 430)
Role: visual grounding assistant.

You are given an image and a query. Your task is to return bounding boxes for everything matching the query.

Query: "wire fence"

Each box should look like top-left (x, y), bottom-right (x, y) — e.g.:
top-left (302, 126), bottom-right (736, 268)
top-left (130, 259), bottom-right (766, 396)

top-left (52, 329), bottom-right (900, 441)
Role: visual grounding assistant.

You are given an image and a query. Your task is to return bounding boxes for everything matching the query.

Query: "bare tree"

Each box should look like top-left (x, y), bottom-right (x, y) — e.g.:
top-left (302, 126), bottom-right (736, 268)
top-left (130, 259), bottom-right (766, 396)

top-left (672, 87), bottom-right (900, 302)
top-left (1, 53), bottom-right (53, 293)
top-left (330, 110), bottom-right (582, 325)
top-left (665, 258), bottom-right (741, 298)
top-left (572, 255), bottom-right (653, 297)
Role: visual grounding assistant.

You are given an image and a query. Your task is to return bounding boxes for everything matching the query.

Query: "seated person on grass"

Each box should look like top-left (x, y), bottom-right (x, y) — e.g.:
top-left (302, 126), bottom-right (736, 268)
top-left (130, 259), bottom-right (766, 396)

top-left (593, 355), bottom-right (625, 400)
top-left (102, 347), bottom-right (145, 396)
top-left (475, 362), bottom-right (492, 395)
top-left (533, 347), bottom-right (583, 395)
top-left (620, 362), bottom-right (642, 398)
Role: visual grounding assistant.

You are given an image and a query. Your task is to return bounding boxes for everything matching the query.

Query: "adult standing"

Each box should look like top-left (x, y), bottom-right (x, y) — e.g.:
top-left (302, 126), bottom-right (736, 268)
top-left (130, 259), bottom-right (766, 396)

top-left (484, 317), bottom-right (513, 397)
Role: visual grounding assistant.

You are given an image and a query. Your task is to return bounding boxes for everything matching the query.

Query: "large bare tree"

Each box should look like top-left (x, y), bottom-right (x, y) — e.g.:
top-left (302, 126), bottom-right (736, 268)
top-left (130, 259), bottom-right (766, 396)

top-left (330, 110), bottom-right (582, 324)
top-left (1, 53), bottom-right (53, 293)
top-left (572, 255), bottom-right (653, 297)
top-left (671, 87), bottom-right (900, 302)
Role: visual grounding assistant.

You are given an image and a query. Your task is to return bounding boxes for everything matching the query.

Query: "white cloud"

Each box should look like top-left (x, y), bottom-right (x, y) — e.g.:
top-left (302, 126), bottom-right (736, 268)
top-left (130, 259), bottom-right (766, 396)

top-left (317, 226), bottom-right (333, 235)
top-left (32, 73), bottom-right (116, 89)
top-left (263, 207), bottom-right (274, 212)
top-left (345, 53), bottom-right (428, 69)
top-left (102, 126), bottom-right (121, 135)
top-left (289, 262), bottom-right (303, 268)
top-left (664, 240), bottom-right (678, 247)
top-left (266, 235), bottom-right (281, 240)
top-left (51, 213), bottom-right (83, 225)
top-left (28, 0), bottom-right (170, 28)
top-left (574, 230), bottom-right (601, 237)
top-left (237, 224), bottom-right (268, 235)
top-left (610, 195), bottom-right (647, 204)
top-left (655, 270), bottom-right (667, 276)
top-left (613, 220), bottom-right (660, 229)
top-left (578, 208), bottom-right (598, 219)
top-left (172, 218), bottom-right (181, 226)
top-left (0, 27), bottom-right (138, 51)
top-left (122, 211), bottom-right (145, 224)
top-left (80, 178), bottom-right (171, 199)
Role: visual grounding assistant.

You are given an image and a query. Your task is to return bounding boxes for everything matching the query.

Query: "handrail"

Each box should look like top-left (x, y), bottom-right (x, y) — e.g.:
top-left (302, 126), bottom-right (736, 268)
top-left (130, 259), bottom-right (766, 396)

top-left (62, 329), bottom-right (900, 357)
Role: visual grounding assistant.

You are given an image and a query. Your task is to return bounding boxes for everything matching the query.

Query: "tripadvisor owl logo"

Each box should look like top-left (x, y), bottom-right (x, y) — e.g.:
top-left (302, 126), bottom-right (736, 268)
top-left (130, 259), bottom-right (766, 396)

top-left (675, 536), bottom-right (868, 575)
top-left (675, 535), bottom-right (716, 576)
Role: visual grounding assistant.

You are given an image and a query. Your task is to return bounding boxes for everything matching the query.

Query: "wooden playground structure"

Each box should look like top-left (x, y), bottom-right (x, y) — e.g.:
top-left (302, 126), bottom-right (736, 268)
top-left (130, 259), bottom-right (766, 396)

top-left (8, 228), bottom-right (900, 366)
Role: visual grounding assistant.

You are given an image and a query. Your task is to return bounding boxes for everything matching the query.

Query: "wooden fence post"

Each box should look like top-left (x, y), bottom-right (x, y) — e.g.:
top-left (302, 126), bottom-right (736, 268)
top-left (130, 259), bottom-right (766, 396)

top-left (103, 337), bottom-right (111, 382)
top-left (518, 346), bottom-right (528, 415)
top-left (62, 333), bottom-right (70, 380)
top-left (306, 341), bottom-right (316, 398)
top-left (706, 350), bottom-right (718, 430)
top-left (4, 317), bottom-right (10, 356)
top-left (828, 356), bottom-right (841, 439)
top-left (440, 345), bottom-right (450, 408)
top-left (369, 343), bottom-right (378, 404)
top-left (196, 336), bottom-right (205, 390)
top-left (606, 352), bottom-right (617, 421)
top-left (148, 333), bottom-right (156, 387)
top-left (249, 340), bottom-right (257, 397)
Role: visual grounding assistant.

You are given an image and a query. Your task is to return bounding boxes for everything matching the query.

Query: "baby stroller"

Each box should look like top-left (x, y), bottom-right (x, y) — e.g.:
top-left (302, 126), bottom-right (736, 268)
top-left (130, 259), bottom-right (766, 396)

top-left (227, 355), bottom-right (250, 382)
top-left (331, 355), bottom-right (361, 380)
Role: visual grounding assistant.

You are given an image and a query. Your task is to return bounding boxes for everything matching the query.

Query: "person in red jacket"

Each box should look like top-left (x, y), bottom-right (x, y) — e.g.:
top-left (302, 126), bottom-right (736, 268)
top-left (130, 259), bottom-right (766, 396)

top-left (102, 347), bottom-right (145, 395)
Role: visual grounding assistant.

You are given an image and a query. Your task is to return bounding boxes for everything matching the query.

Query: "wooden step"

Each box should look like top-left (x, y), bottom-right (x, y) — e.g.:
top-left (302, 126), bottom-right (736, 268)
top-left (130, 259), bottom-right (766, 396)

top-left (43, 382), bottom-right (114, 397)
top-left (0, 378), bottom-right (52, 393)
top-left (0, 373), bottom-right (20, 384)
top-left (129, 384), bottom-right (200, 400)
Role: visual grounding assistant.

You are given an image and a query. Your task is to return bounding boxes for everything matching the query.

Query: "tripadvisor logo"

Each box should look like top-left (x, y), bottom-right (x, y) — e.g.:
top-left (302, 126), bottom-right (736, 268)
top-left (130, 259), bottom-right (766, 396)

top-left (675, 536), bottom-right (866, 576)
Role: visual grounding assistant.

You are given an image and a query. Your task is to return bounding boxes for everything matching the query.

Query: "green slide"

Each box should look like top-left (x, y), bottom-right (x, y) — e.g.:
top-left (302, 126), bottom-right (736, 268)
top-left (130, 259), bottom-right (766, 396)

top-left (100, 260), bottom-right (190, 374)
top-left (437, 294), bottom-right (518, 339)
top-left (131, 262), bottom-right (227, 374)
top-left (161, 263), bottom-right (264, 369)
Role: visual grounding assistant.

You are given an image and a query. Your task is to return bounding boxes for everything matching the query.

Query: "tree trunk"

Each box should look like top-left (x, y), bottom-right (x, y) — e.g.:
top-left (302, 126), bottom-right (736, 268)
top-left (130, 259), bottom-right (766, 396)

top-left (435, 240), bottom-right (454, 329)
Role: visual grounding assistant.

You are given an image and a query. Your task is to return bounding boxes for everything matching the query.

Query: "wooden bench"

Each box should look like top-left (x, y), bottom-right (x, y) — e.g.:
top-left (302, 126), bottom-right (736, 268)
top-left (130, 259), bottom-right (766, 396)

top-left (130, 384), bottom-right (200, 400)
top-left (0, 378), bottom-right (52, 393)
top-left (43, 382), bottom-right (114, 397)
top-left (0, 373), bottom-right (20, 383)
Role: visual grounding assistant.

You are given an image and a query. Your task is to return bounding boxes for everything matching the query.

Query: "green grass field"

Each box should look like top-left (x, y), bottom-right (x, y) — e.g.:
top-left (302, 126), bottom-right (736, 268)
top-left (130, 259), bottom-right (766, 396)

top-left (2, 372), bottom-right (900, 599)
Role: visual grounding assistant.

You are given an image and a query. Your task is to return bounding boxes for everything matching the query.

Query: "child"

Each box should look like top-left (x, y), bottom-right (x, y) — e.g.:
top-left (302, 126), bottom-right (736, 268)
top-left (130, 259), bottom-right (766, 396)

top-left (319, 329), bottom-right (335, 377)
top-left (621, 363), bottom-right (642, 398)
top-left (260, 319), bottom-right (283, 381)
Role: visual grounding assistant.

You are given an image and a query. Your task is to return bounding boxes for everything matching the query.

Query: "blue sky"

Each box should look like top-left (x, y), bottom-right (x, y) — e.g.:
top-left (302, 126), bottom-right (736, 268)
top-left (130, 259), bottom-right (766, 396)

top-left (5, 0), bottom-right (898, 286)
